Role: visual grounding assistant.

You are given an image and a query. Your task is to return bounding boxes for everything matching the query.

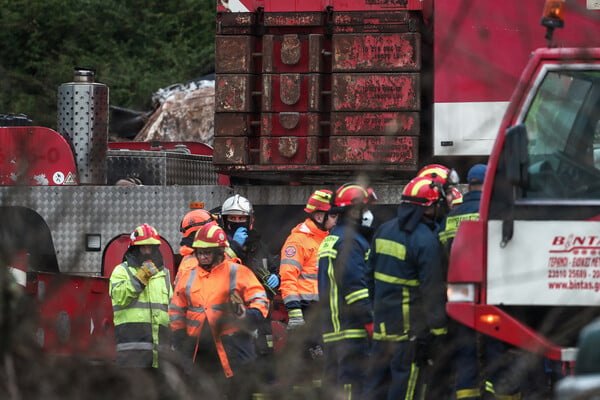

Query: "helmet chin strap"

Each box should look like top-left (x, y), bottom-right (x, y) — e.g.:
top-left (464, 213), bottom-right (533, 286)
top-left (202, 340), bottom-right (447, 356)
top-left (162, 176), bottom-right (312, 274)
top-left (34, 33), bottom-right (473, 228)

top-left (309, 214), bottom-right (327, 231)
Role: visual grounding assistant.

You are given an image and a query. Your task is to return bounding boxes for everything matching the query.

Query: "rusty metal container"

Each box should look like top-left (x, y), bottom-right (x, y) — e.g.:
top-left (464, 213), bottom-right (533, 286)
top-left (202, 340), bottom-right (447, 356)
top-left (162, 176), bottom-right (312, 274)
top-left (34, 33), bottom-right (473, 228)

top-left (213, 6), bottom-right (424, 180)
top-left (260, 136), bottom-right (319, 164)
top-left (331, 10), bottom-right (416, 33)
top-left (215, 36), bottom-right (258, 74)
top-left (330, 111), bottom-right (419, 136)
top-left (332, 33), bottom-right (421, 72)
top-left (215, 74), bottom-right (258, 113)
top-left (214, 113), bottom-right (257, 137)
top-left (329, 136), bottom-right (418, 167)
top-left (263, 34), bottom-right (327, 73)
top-left (261, 112), bottom-right (323, 137)
top-left (213, 137), bottom-right (258, 165)
top-left (262, 73), bottom-right (323, 112)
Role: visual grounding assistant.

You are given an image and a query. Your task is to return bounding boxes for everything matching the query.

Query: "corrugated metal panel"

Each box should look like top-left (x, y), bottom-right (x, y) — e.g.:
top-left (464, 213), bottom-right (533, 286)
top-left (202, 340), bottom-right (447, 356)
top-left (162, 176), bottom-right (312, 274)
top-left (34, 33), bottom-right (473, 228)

top-left (0, 185), bottom-right (405, 274)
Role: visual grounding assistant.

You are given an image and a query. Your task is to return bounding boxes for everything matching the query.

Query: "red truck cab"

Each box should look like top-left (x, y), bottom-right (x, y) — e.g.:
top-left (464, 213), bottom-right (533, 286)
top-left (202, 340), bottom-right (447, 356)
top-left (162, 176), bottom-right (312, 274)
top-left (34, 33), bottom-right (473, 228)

top-left (447, 47), bottom-right (600, 364)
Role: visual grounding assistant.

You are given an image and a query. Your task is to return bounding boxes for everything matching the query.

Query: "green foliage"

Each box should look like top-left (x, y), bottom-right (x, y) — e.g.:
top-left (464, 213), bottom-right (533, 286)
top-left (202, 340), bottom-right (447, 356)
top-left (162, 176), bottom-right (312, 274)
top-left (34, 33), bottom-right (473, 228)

top-left (0, 0), bottom-right (215, 128)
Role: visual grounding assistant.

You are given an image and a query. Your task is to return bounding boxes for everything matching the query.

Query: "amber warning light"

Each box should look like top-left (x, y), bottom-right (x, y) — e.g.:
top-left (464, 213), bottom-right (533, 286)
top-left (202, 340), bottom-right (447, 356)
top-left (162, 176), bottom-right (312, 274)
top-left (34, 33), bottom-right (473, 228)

top-left (541, 0), bottom-right (565, 47)
top-left (480, 314), bottom-right (501, 326)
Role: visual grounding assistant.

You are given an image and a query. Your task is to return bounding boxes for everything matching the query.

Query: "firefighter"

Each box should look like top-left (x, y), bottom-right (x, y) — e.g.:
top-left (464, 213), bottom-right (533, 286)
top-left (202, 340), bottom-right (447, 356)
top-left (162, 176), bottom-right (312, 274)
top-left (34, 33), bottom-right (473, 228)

top-left (278, 189), bottom-right (338, 390)
top-left (169, 222), bottom-right (270, 398)
top-left (363, 177), bottom-right (448, 400)
top-left (219, 194), bottom-right (280, 386)
top-left (417, 163), bottom-right (460, 216)
top-left (317, 183), bottom-right (373, 399)
top-left (220, 194), bottom-right (280, 290)
top-left (438, 164), bottom-right (521, 400)
top-left (109, 223), bottom-right (172, 368)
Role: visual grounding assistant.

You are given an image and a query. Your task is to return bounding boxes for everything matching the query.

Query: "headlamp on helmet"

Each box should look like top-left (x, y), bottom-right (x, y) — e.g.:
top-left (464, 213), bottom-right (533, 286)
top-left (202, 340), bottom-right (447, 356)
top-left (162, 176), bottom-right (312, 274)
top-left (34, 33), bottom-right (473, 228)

top-left (417, 164), bottom-right (459, 188)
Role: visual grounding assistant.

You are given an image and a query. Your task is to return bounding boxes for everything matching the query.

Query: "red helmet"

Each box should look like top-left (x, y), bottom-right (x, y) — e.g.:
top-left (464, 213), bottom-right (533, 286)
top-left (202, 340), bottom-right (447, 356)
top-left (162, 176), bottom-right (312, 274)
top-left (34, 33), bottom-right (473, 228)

top-left (180, 209), bottom-right (214, 237)
top-left (450, 187), bottom-right (464, 207)
top-left (304, 189), bottom-right (333, 213)
top-left (333, 183), bottom-right (369, 208)
top-left (129, 224), bottom-right (161, 246)
top-left (401, 177), bottom-right (443, 206)
top-left (193, 222), bottom-right (229, 249)
top-left (417, 164), bottom-right (459, 188)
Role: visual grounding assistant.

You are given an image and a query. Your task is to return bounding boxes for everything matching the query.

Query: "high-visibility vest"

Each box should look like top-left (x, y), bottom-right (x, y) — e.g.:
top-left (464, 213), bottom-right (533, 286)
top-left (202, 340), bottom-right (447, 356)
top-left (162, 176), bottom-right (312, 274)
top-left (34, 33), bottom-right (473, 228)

top-left (110, 261), bottom-right (172, 368)
top-left (169, 257), bottom-right (269, 377)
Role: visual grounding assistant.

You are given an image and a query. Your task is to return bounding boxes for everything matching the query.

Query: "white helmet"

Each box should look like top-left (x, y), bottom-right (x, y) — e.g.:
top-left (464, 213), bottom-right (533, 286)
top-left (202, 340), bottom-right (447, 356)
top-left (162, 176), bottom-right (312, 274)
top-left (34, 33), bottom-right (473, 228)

top-left (221, 194), bottom-right (253, 216)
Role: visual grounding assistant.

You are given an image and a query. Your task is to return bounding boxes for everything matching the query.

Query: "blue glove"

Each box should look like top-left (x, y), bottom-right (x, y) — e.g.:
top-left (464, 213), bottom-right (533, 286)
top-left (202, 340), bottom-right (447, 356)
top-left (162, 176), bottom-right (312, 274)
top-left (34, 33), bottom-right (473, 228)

top-left (232, 227), bottom-right (248, 246)
top-left (266, 274), bottom-right (279, 288)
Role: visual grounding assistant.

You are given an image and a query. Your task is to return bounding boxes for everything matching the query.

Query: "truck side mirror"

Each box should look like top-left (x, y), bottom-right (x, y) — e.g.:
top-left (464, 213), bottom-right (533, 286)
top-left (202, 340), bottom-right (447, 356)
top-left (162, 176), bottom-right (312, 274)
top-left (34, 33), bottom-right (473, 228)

top-left (504, 124), bottom-right (529, 188)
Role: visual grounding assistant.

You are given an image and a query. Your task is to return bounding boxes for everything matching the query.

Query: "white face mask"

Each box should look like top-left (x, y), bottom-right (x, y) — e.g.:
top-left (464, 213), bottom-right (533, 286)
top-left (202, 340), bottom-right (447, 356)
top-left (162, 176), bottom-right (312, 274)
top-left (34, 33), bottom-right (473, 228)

top-left (361, 210), bottom-right (374, 228)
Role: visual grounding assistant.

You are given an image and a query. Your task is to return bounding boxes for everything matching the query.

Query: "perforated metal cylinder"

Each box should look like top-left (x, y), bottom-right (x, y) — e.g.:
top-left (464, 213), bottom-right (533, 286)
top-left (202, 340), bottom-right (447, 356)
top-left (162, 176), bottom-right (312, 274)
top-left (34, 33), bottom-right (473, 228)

top-left (57, 68), bottom-right (109, 184)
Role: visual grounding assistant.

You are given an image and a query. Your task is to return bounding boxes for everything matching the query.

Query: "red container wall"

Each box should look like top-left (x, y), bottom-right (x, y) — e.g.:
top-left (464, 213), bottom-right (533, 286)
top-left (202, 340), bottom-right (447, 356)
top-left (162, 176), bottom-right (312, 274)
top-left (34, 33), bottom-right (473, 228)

top-left (214, 6), bottom-right (422, 178)
top-left (261, 112), bottom-right (323, 137)
top-left (260, 137), bottom-right (319, 164)
top-left (330, 111), bottom-right (419, 136)
top-left (330, 136), bottom-right (417, 166)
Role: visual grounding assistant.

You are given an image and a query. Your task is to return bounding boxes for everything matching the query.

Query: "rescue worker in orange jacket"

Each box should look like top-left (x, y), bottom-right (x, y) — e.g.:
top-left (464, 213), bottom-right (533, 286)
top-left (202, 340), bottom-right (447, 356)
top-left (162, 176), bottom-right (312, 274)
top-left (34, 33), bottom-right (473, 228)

top-left (178, 208), bottom-right (216, 259)
top-left (169, 222), bottom-right (270, 398)
top-left (280, 189), bottom-right (337, 329)
top-left (278, 189), bottom-right (338, 389)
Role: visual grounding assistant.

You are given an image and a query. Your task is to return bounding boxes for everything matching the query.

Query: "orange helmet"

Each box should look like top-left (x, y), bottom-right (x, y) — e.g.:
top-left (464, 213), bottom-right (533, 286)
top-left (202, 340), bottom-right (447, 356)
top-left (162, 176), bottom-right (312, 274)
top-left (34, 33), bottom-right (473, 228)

top-left (180, 209), bottom-right (214, 237)
top-left (401, 177), bottom-right (444, 207)
top-left (193, 223), bottom-right (229, 249)
top-left (450, 187), bottom-right (464, 207)
top-left (417, 164), bottom-right (459, 188)
top-left (333, 183), bottom-right (369, 209)
top-left (304, 189), bottom-right (333, 213)
top-left (129, 224), bottom-right (161, 246)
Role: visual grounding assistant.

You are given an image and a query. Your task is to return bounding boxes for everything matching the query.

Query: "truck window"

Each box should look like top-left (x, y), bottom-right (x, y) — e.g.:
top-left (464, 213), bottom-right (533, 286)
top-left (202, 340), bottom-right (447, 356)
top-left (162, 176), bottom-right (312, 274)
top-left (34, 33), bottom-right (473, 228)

top-left (522, 69), bottom-right (600, 199)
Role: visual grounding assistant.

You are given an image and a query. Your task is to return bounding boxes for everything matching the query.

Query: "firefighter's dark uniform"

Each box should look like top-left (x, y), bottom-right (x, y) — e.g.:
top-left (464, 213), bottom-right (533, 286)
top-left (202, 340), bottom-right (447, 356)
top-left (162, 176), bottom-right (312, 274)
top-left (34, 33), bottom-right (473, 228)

top-left (317, 218), bottom-right (372, 399)
top-left (227, 228), bottom-right (280, 386)
top-left (364, 203), bottom-right (447, 400)
top-left (439, 190), bottom-right (521, 400)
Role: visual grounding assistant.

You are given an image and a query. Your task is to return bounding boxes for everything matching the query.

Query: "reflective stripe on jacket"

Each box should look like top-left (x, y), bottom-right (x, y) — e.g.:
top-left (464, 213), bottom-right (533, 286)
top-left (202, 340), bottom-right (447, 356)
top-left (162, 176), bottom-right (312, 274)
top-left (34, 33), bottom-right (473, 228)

top-left (438, 190), bottom-right (482, 250)
top-left (366, 206), bottom-right (447, 342)
top-left (317, 221), bottom-right (372, 344)
top-left (279, 218), bottom-right (327, 308)
top-left (110, 261), bottom-right (172, 368)
top-left (169, 256), bottom-right (269, 377)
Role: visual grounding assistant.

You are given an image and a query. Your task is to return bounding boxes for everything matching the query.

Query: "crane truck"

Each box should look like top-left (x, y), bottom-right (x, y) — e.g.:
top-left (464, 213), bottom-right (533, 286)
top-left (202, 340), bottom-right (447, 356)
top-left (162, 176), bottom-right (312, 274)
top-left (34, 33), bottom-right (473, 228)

top-left (446, 1), bottom-right (600, 387)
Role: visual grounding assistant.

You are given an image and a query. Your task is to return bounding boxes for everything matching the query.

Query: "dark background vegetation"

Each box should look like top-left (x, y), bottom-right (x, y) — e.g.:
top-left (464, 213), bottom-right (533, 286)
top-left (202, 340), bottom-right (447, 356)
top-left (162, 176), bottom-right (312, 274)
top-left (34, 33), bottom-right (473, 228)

top-left (0, 0), bottom-right (215, 129)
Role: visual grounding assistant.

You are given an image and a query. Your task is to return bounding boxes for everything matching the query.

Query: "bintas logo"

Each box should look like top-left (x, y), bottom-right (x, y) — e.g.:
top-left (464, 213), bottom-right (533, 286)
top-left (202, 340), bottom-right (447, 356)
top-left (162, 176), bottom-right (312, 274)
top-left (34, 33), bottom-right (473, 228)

top-left (550, 235), bottom-right (600, 254)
